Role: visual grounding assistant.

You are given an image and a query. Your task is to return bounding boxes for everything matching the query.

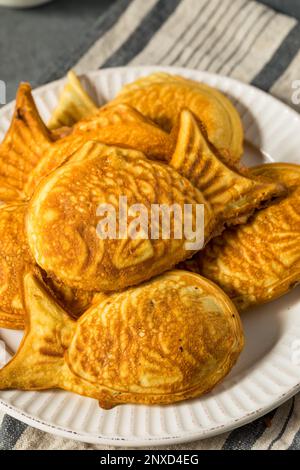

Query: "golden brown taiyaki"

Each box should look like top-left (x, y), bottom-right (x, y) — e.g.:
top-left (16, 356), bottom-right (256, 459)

top-left (48, 70), bottom-right (98, 129)
top-left (0, 271), bottom-right (244, 408)
top-left (169, 110), bottom-right (285, 230)
top-left (112, 72), bottom-right (244, 164)
top-left (27, 102), bottom-right (174, 196)
top-left (184, 163), bottom-right (300, 311)
top-left (24, 104), bottom-right (174, 198)
top-left (72, 103), bottom-right (174, 161)
top-left (0, 83), bottom-right (52, 203)
top-left (0, 78), bottom-right (173, 201)
top-left (27, 141), bottom-right (215, 292)
top-left (0, 203), bottom-right (94, 330)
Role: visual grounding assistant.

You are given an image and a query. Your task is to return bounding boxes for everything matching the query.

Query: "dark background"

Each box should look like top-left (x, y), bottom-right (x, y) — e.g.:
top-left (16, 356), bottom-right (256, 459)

top-left (0, 0), bottom-right (299, 101)
top-left (260, 0), bottom-right (300, 18)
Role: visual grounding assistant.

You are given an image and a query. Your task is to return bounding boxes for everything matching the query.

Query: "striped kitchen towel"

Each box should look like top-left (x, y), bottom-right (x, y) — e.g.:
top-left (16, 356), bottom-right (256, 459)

top-left (1, 0), bottom-right (300, 450)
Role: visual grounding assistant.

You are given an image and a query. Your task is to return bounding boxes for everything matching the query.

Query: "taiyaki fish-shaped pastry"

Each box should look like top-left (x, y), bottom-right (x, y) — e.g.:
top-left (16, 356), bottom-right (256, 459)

top-left (0, 83), bottom-right (52, 203)
top-left (72, 103), bottom-right (174, 161)
top-left (0, 271), bottom-right (244, 408)
top-left (187, 163), bottom-right (300, 311)
top-left (24, 104), bottom-right (174, 198)
top-left (112, 72), bottom-right (243, 163)
top-left (0, 203), bottom-right (94, 330)
top-left (48, 70), bottom-right (98, 130)
top-left (27, 142), bottom-right (215, 292)
top-left (169, 110), bottom-right (285, 230)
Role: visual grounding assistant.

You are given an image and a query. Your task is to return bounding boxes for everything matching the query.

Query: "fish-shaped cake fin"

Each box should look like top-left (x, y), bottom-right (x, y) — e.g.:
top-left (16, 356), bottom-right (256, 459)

top-left (0, 273), bottom-right (76, 390)
top-left (0, 83), bottom-right (52, 202)
top-left (48, 70), bottom-right (98, 129)
top-left (170, 110), bottom-right (285, 229)
top-left (0, 270), bottom-right (244, 408)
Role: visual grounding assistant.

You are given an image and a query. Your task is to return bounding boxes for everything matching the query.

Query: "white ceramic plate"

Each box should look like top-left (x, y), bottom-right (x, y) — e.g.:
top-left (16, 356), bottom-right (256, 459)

top-left (0, 66), bottom-right (300, 447)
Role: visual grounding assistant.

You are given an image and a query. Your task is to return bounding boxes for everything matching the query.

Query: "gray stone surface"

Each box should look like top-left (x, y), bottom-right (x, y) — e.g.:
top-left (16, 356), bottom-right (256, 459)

top-left (0, 0), bottom-right (116, 100)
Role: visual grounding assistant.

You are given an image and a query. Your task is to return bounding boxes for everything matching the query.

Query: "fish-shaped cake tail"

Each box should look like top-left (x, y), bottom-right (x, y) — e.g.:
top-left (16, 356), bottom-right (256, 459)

top-left (48, 70), bottom-right (98, 129)
top-left (170, 110), bottom-right (285, 229)
top-left (0, 273), bottom-right (75, 390)
top-left (0, 83), bottom-right (52, 201)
